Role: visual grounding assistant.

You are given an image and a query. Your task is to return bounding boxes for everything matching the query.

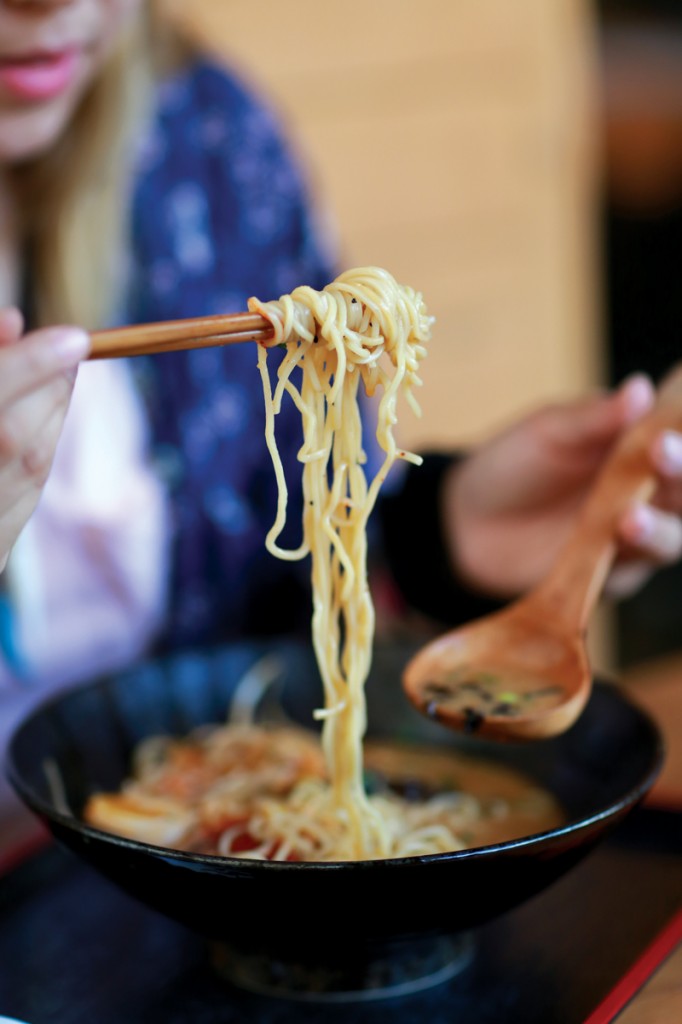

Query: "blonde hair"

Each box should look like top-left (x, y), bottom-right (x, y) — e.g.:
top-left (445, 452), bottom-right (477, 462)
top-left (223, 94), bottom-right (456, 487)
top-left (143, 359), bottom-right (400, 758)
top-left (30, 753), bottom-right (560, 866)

top-left (10, 7), bottom-right (186, 330)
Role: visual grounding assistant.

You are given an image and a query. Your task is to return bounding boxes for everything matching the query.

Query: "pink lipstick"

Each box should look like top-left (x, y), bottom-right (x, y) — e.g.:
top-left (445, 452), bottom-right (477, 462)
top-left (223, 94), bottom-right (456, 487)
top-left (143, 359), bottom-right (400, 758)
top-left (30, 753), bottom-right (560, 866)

top-left (0, 49), bottom-right (81, 102)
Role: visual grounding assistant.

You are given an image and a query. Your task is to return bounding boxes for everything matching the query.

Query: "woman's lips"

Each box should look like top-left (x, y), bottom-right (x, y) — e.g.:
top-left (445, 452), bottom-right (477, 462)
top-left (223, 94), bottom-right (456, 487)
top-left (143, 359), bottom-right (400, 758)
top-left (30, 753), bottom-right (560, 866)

top-left (0, 49), bottom-right (81, 102)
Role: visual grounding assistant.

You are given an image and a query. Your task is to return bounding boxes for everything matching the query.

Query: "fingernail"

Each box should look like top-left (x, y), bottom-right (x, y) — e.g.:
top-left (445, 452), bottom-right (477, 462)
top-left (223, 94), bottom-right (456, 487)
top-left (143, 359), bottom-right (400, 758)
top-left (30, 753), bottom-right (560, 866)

top-left (621, 374), bottom-right (655, 423)
top-left (51, 328), bottom-right (90, 365)
top-left (628, 504), bottom-right (656, 542)
top-left (660, 430), bottom-right (682, 473)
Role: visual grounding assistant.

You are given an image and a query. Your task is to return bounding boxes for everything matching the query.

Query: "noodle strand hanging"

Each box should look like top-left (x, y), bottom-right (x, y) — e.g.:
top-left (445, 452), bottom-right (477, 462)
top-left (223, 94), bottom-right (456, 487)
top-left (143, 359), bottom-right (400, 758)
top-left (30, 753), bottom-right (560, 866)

top-left (246, 266), bottom-right (432, 858)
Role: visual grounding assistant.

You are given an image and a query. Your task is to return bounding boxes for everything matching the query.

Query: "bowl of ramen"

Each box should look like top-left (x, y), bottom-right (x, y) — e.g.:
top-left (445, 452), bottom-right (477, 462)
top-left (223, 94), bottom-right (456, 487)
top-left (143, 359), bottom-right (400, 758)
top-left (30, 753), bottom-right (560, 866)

top-left (6, 641), bottom-right (663, 999)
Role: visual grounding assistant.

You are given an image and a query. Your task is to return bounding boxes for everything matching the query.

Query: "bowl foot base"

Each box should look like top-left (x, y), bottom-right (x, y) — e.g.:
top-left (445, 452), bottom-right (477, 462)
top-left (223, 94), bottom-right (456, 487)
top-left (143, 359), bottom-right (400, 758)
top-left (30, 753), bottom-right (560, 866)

top-left (210, 932), bottom-right (475, 1002)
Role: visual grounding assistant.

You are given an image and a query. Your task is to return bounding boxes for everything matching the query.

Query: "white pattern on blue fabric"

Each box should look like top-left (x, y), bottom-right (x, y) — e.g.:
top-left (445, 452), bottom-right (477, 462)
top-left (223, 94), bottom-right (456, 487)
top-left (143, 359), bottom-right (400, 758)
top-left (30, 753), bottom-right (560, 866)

top-left (207, 388), bottom-right (250, 438)
top-left (167, 183), bottom-right (215, 274)
top-left (203, 484), bottom-right (253, 534)
top-left (183, 412), bottom-right (219, 464)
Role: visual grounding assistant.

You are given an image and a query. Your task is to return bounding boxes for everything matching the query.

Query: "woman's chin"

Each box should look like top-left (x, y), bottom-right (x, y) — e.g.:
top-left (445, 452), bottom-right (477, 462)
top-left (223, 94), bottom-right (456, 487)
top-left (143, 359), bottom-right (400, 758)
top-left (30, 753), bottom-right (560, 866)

top-left (0, 97), bottom-right (81, 165)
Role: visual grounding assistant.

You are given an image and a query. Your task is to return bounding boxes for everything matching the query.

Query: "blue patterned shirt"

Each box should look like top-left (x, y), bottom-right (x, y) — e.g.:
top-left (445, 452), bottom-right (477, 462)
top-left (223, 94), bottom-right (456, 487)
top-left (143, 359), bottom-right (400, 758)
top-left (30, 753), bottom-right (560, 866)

top-left (124, 60), bottom-right (336, 648)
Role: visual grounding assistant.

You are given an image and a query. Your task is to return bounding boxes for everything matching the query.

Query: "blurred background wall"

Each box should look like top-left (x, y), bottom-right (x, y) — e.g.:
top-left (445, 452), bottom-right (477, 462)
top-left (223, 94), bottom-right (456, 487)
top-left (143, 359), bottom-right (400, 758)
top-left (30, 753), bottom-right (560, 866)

top-left (173, 0), bottom-right (682, 670)
top-left (174, 0), bottom-right (599, 452)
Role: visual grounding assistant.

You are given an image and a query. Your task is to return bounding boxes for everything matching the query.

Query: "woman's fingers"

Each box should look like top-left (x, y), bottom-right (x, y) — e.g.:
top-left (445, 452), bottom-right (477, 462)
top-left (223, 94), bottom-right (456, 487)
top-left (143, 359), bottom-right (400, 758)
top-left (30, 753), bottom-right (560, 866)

top-left (613, 422), bottom-right (682, 568)
top-left (0, 382), bottom-right (79, 561)
top-left (652, 429), bottom-right (682, 478)
top-left (0, 307), bottom-right (24, 346)
top-left (0, 372), bottom-right (74, 471)
top-left (618, 503), bottom-right (682, 564)
top-left (0, 317), bottom-right (89, 568)
top-left (0, 325), bottom-right (90, 407)
top-left (0, 377), bottom-right (75, 500)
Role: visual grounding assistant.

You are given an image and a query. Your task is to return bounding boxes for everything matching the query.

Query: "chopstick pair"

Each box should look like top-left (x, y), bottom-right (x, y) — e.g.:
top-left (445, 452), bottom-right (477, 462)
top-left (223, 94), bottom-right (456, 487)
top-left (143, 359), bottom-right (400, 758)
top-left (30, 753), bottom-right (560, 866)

top-left (89, 311), bottom-right (274, 360)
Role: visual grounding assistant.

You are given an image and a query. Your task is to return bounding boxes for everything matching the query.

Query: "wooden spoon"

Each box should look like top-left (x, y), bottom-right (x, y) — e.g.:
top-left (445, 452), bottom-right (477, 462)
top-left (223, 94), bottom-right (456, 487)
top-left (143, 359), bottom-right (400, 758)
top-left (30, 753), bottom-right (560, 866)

top-left (403, 366), bottom-right (682, 741)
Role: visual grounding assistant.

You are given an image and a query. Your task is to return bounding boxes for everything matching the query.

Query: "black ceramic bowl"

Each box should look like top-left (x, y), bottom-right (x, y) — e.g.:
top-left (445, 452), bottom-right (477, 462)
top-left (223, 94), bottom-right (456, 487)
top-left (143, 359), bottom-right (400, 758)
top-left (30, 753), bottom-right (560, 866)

top-left (6, 642), bottom-right (663, 998)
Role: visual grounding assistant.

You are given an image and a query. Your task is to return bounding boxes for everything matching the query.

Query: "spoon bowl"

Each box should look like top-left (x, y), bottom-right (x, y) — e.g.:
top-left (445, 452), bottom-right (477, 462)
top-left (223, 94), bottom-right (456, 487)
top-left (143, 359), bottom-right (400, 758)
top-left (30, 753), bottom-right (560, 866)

top-left (404, 364), bottom-right (682, 740)
top-left (403, 598), bottom-right (589, 741)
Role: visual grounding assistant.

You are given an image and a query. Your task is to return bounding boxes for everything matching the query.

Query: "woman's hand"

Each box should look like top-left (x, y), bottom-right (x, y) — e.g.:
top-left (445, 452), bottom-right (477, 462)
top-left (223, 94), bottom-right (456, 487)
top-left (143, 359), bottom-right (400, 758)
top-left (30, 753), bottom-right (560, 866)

top-left (0, 308), bottom-right (90, 572)
top-left (444, 375), bottom-right (682, 600)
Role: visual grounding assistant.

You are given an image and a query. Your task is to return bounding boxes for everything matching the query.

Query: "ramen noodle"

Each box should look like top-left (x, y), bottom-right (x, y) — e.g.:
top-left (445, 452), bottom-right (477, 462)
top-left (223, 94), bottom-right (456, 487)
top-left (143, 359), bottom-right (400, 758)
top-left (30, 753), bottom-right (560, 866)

top-left (86, 268), bottom-right (560, 860)
top-left (247, 266), bottom-right (430, 858)
top-left (85, 724), bottom-right (562, 860)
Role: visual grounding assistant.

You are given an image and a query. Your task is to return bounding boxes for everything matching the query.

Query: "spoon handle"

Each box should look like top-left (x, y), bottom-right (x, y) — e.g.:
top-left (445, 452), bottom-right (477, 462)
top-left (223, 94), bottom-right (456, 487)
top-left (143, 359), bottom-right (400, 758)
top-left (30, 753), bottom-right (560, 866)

top-left (527, 365), bottom-right (682, 633)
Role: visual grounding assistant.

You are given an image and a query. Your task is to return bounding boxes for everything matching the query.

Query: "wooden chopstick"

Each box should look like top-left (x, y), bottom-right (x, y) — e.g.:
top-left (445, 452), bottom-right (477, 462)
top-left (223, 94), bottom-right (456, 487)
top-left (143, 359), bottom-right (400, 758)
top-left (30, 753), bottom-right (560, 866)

top-left (89, 312), bottom-right (274, 360)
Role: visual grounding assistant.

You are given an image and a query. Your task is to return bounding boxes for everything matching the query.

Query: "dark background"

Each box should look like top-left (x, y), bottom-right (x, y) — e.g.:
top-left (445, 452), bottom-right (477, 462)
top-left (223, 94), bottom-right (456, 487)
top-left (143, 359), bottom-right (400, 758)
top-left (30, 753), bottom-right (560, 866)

top-left (598, 0), bottom-right (682, 664)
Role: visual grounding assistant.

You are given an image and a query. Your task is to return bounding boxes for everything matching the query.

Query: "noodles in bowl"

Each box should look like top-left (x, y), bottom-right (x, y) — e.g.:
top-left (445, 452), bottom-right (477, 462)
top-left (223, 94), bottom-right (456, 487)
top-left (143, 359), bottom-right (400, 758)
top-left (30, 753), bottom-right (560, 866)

top-left (84, 718), bottom-right (564, 862)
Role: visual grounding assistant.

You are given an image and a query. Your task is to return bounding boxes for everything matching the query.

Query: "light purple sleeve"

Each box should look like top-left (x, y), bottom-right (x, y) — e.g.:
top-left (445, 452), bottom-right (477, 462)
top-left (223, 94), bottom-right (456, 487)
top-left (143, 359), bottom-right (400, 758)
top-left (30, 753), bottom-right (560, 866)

top-left (0, 360), bottom-right (170, 834)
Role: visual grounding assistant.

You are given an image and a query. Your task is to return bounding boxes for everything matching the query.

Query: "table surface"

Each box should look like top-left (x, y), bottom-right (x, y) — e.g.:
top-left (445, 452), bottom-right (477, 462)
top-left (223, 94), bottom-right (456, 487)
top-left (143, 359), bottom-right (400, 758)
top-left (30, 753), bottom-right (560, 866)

top-left (0, 809), bottom-right (680, 1023)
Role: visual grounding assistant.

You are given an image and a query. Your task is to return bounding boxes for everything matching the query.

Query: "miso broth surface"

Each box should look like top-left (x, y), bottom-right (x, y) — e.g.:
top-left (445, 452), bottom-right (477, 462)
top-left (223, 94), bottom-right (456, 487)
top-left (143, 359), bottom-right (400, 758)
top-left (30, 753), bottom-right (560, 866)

top-left (363, 739), bottom-right (564, 847)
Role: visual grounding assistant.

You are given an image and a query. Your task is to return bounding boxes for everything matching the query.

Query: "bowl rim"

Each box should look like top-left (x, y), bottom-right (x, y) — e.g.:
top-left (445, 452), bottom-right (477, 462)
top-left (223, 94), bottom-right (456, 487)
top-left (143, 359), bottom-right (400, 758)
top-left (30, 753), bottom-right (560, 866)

top-left (5, 675), bottom-right (665, 872)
